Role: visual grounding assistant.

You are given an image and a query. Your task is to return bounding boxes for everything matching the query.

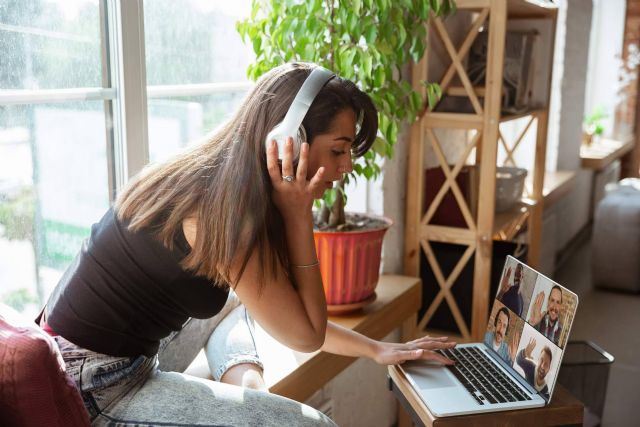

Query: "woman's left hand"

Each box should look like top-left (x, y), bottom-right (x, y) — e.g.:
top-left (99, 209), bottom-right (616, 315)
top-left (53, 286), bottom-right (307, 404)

top-left (371, 335), bottom-right (457, 365)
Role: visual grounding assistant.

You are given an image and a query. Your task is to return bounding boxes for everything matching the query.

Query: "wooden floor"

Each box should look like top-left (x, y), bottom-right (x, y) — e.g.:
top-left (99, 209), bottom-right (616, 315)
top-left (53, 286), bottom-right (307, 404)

top-left (554, 231), bottom-right (640, 427)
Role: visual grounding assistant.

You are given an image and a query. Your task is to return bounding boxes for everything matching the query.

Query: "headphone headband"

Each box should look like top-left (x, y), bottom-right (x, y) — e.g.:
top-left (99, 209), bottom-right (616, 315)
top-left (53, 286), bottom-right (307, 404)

top-left (266, 65), bottom-right (335, 160)
top-left (279, 67), bottom-right (335, 132)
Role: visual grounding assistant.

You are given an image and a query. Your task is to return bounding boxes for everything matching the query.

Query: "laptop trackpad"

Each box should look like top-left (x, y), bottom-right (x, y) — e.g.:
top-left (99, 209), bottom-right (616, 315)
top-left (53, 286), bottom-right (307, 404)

top-left (404, 363), bottom-right (457, 390)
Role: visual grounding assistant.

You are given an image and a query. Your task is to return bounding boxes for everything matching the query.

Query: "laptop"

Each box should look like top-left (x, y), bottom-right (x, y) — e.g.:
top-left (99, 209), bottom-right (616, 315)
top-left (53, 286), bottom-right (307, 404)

top-left (398, 256), bottom-right (579, 417)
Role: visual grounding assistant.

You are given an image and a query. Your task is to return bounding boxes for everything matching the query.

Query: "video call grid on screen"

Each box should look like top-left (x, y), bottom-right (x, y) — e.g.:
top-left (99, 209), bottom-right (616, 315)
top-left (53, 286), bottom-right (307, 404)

top-left (484, 256), bottom-right (578, 400)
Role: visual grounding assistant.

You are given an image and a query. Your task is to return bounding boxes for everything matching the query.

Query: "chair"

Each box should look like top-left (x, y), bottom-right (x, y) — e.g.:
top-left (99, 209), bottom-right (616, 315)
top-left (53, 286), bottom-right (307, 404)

top-left (0, 305), bottom-right (90, 427)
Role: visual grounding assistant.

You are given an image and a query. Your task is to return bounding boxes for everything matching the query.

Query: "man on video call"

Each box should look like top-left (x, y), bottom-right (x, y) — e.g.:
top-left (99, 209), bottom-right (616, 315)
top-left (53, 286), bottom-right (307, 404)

top-left (516, 338), bottom-right (551, 400)
top-left (484, 307), bottom-right (518, 364)
top-left (529, 285), bottom-right (564, 345)
top-left (497, 264), bottom-right (525, 317)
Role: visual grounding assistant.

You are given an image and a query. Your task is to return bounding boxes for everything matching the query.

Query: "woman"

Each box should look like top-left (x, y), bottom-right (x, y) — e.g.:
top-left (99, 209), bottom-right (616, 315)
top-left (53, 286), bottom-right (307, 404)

top-left (40, 62), bottom-right (455, 426)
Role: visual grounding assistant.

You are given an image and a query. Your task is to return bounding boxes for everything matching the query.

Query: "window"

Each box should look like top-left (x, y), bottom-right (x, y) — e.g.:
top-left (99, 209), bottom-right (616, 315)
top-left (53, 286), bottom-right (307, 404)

top-left (0, 0), bottom-right (109, 317)
top-left (0, 0), bottom-right (254, 316)
top-left (143, 0), bottom-right (253, 162)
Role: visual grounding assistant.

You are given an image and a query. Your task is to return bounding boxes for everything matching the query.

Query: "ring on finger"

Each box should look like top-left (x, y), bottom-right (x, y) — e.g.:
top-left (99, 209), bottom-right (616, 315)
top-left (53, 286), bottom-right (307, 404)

top-left (282, 175), bottom-right (295, 183)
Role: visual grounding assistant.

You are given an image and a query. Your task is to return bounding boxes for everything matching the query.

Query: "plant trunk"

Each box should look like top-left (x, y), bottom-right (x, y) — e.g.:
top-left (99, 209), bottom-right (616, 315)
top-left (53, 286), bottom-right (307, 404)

top-left (318, 180), bottom-right (346, 228)
top-left (328, 178), bottom-right (346, 227)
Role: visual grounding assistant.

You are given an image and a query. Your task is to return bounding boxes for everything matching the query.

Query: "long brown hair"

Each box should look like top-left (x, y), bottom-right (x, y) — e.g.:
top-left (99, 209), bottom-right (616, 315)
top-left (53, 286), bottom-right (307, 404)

top-left (115, 62), bottom-right (378, 287)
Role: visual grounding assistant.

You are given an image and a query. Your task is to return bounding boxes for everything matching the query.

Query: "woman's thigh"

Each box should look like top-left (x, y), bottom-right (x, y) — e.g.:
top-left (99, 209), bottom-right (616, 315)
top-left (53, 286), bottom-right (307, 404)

top-left (159, 291), bottom-right (263, 381)
top-left (94, 370), bottom-right (337, 427)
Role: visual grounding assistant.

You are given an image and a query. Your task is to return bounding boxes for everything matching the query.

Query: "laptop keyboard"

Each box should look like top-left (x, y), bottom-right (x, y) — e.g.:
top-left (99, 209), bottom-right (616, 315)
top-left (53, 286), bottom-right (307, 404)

top-left (439, 347), bottom-right (533, 405)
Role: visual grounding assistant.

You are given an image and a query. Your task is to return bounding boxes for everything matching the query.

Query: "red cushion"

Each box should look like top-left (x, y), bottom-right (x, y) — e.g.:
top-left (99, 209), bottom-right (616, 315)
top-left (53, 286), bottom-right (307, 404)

top-left (0, 314), bottom-right (90, 427)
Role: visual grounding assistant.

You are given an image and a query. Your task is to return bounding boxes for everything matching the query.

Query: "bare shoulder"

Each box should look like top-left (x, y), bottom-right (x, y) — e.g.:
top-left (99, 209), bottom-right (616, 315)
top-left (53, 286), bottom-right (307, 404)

top-left (182, 216), bottom-right (198, 248)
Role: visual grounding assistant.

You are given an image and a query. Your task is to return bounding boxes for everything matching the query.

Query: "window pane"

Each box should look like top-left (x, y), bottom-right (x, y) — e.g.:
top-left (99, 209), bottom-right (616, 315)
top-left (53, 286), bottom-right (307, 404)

top-left (0, 0), bottom-right (102, 90)
top-left (145, 0), bottom-right (254, 161)
top-left (0, 102), bottom-right (109, 316)
top-left (144, 1), bottom-right (253, 86)
top-left (147, 91), bottom-right (249, 163)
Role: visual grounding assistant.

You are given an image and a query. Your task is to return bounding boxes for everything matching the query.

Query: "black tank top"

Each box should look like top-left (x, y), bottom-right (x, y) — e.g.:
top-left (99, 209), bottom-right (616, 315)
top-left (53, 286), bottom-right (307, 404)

top-left (45, 208), bottom-right (229, 357)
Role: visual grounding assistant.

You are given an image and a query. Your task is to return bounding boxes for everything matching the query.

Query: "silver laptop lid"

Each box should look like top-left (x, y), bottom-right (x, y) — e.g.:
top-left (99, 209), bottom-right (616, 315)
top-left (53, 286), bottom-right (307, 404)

top-left (483, 256), bottom-right (579, 403)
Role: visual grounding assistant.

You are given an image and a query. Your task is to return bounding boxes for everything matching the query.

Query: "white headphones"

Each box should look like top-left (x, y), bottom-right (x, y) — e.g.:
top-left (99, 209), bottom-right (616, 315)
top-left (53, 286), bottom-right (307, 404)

top-left (265, 65), bottom-right (335, 161)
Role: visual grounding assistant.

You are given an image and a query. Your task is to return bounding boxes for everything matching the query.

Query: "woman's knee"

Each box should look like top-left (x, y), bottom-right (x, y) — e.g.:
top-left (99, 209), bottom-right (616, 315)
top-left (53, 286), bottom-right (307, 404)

top-left (220, 362), bottom-right (267, 391)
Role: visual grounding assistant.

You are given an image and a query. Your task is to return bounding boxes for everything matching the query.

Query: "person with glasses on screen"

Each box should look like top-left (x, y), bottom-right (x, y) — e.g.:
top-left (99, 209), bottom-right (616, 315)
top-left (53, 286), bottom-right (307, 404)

top-left (529, 285), bottom-right (564, 345)
top-left (37, 63), bottom-right (455, 426)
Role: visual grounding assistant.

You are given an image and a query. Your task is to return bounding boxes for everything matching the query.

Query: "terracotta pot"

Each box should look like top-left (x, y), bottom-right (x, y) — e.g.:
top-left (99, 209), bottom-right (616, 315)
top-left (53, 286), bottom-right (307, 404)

top-left (313, 215), bottom-right (393, 305)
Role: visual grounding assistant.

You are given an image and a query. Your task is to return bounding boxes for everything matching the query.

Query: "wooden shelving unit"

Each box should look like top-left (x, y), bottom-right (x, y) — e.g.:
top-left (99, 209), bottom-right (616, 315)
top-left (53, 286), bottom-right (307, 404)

top-left (404, 0), bottom-right (559, 342)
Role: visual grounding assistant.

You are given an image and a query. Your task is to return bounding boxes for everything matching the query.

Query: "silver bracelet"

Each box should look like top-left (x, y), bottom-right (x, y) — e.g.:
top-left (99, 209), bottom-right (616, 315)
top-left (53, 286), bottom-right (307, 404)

top-left (292, 260), bottom-right (320, 268)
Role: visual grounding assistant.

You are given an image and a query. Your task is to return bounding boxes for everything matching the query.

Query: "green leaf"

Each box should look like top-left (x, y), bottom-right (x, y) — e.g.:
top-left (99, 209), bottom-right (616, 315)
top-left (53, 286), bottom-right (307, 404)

top-left (372, 136), bottom-right (387, 156)
top-left (385, 142), bottom-right (394, 158)
top-left (410, 91), bottom-right (422, 113)
top-left (252, 37), bottom-right (262, 55)
top-left (324, 188), bottom-right (338, 208)
top-left (363, 53), bottom-right (373, 77)
top-left (398, 25), bottom-right (407, 47)
top-left (353, 0), bottom-right (362, 15)
top-left (365, 24), bottom-right (377, 44)
top-left (347, 12), bottom-right (357, 34)
top-left (374, 66), bottom-right (385, 87)
top-left (363, 165), bottom-right (374, 179)
top-left (389, 120), bottom-right (398, 143)
top-left (430, 0), bottom-right (441, 15)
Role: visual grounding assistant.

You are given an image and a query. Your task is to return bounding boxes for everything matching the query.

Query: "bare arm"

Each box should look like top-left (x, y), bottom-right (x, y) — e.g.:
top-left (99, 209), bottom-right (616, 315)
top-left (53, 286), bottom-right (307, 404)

top-left (321, 322), bottom-right (456, 365)
top-left (497, 267), bottom-right (512, 299)
top-left (184, 140), bottom-right (327, 353)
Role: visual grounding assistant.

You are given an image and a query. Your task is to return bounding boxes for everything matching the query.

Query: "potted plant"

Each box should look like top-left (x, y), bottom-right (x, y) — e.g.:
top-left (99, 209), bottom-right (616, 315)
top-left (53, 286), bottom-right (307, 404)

top-left (238, 0), bottom-right (455, 310)
top-left (582, 106), bottom-right (607, 146)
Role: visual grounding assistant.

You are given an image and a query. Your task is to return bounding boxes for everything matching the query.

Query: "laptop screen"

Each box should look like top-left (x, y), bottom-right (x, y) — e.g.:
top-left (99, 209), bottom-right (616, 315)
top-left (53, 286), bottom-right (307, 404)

top-left (483, 256), bottom-right (579, 402)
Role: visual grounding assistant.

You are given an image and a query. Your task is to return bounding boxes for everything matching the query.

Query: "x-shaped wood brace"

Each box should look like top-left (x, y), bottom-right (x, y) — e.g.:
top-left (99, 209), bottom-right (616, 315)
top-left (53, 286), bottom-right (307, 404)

top-left (499, 114), bottom-right (537, 166)
top-left (418, 239), bottom-right (476, 339)
top-left (428, 9), bottom-right (490, 115)
top-left (422, 128), bottom-right (481, 230)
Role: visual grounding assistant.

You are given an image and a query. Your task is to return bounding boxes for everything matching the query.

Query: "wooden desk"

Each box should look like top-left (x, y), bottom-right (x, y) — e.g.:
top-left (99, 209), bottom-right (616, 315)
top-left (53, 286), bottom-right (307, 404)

top-left (186, 275), bottom-right (422, 403)
top-left (388, 364), bottom-right (584, 427)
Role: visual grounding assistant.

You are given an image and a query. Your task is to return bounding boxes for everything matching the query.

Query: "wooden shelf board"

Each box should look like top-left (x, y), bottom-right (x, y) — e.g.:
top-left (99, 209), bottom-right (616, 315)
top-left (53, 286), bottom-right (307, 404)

top-left (421, 225), bottom-right (476, 245)
top-left (500, 108), bottom-right (545, 123)
top-left (541, 170), bottom-right (576, 207)
top-left (493, 203), bottom-right (530, 241)
top-left (424, 112), bottom-right (484, 129)
top-left (507, 0), bottom-right (558, 18)
top-left (455, 0), bottom-right (557, 18)
top-left (446, 86), bottom-right (487, 97)
top-left (580, 137), bottom-right (635, 171)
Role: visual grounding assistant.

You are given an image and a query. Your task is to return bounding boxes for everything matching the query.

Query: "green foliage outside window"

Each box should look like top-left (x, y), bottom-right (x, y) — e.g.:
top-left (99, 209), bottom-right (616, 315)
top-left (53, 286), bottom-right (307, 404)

top-left (0, 187), bottom-right (34, 242)
top-left (238, 0), bottom-right (455, 226)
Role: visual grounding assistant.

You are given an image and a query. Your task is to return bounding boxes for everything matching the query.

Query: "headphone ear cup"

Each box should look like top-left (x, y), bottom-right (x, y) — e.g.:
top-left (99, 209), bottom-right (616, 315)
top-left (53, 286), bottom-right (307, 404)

top-left (291, 125), bottom-right (307, 162)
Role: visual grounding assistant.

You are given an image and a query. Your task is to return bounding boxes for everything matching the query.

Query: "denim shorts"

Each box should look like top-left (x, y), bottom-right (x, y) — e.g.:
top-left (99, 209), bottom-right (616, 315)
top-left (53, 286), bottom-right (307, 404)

top-left (53, 291), bottom-right (336, 426)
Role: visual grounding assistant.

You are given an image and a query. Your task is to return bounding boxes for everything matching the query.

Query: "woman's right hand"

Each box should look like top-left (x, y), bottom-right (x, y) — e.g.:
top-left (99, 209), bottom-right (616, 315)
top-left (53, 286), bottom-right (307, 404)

top-left (266, 137), bottom-right (326, 222)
